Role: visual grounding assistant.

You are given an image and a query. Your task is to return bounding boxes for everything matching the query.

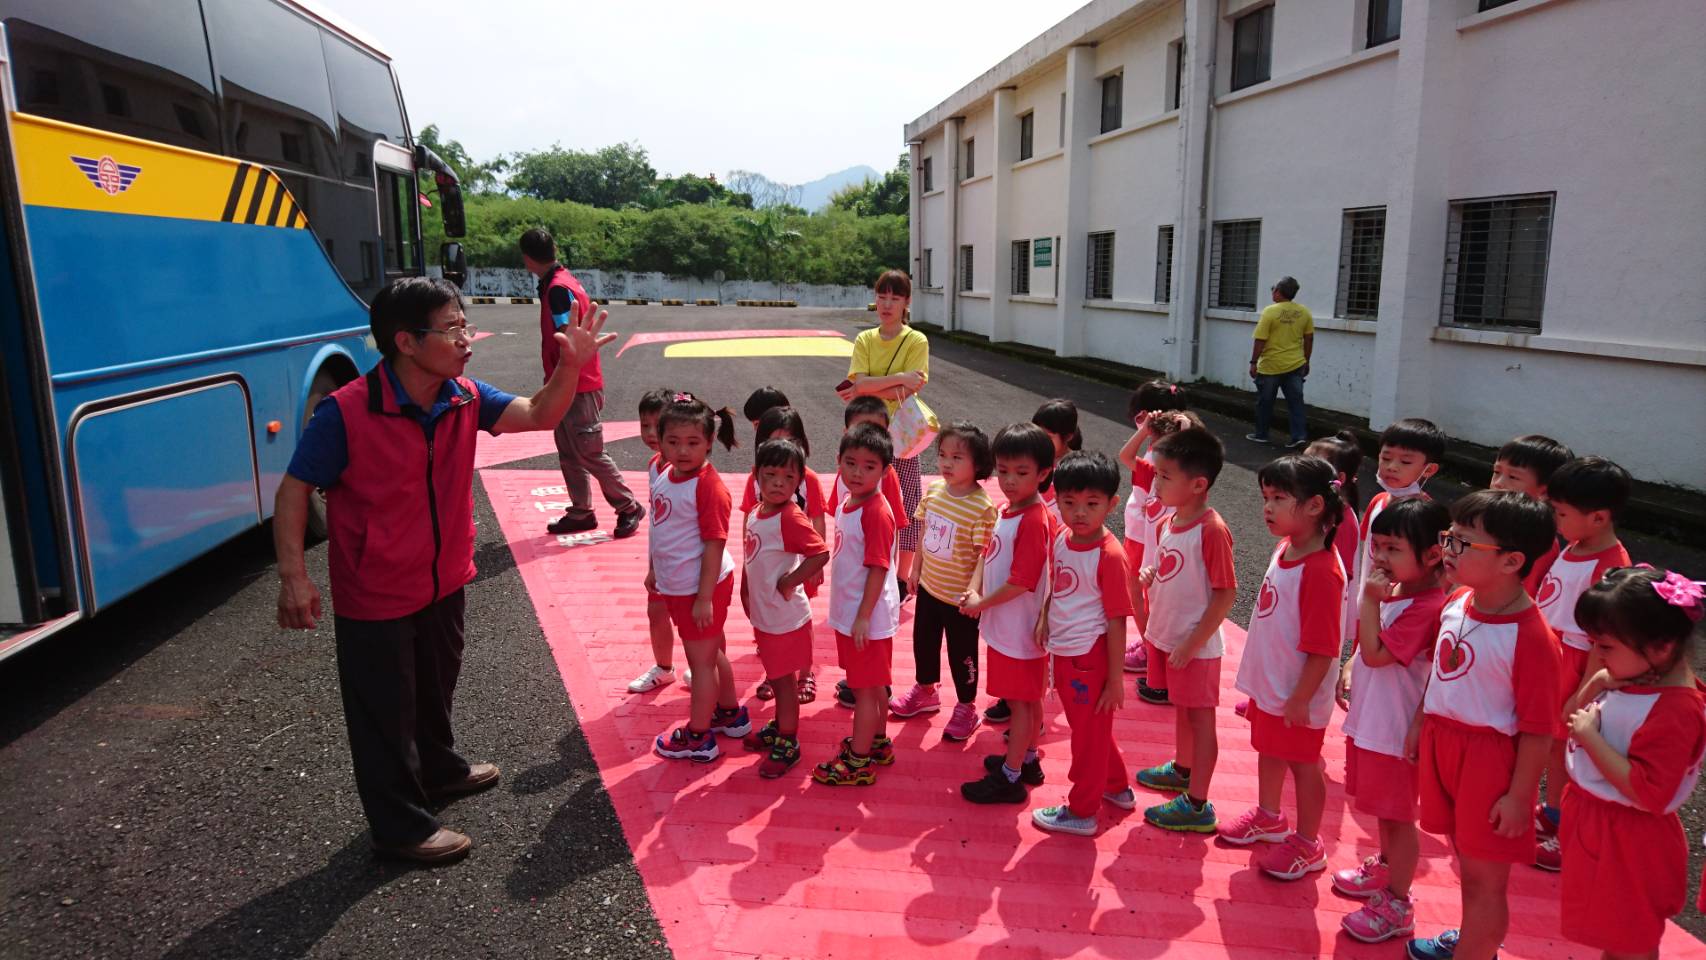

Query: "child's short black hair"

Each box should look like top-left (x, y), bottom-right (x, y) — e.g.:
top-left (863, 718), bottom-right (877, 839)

top-left (1546, 456), bottom-right (1632, 520)
top-left (638, 388), bottom-right (674, 418)
top-left (839, 421), bottom-right (894, 467)
top-left (937, 420), bottom-right (995, 481)
top-left (991, 423), bottom-right (1055, 472)
top-left (1127, 379), bottom-right (1189, 422)
top-left (1576, 567), bottom-right (1700, 662)
top-left (1031, 399), bottom-right (1083, 452)
top-left (754, 437), bottom-right (807, 476)
top-left (1450, 490), bottom-right (1556, 578)
top-left (1496, 434), bottom-right (1574, 487)
top-left (1370, 496), bottom-right (1452, 564)
top-left (743, 386), bottom-right (790, 423)
top-left (657, 393), bottom-right (739, 450)
top-left (1151, 426), bottom-right (1225, 486)
top-left (1052, 450), bottom-right (1120, 498)
top-left (1380, 418), bottom-right (1446, 463)
top-left (844, 395), bottom-right (890, 428)
top-left (755, 405), bottom-right (809, 457)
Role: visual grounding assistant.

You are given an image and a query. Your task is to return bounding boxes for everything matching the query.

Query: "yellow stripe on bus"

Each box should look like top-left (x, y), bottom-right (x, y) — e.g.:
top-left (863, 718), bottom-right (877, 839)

top-left (10, 112), bottom-right (304, 229)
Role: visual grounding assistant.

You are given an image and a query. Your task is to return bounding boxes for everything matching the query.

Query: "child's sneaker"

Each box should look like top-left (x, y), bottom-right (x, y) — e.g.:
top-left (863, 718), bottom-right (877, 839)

top-left (1533, 802), bottom-right (1558, 838)
top-left (1134, 760), bottom-right (1191, 793)
top-left (1136, 679), bottom-right (1170, 705)
top-left (710, 705), bottom-right (752, 738)
top-left (942, 702), bottom-right (982, 741)
top-left (1342, 889), bottom-right (1416, 944)
top-left (1103, 787), bottom-right (1138, 810)
top-left (960, 769), bottom-right (1027, 804)
top-left (1218, 805), bottom-right (1291, 845)
top-left (1404, 929), bottom-right (1462, 960)
top-left (984, 698), bottom-right (1012, 723)
top-left (758, 735), bottom-right (801, 779)
top-left (813, 753), bottom-right (876, 786)
top-left (1332, 855), bottom-right (1390, 898)
top-left (743, 720), bottom-right (781, 752)
top-left (888, 683), bottom-right (941, 718)
top-left (836, 679), bottom-right (856, 708)
top-left (983, 753), bottom-right (1044, 786)
top-left (1258, 833), bottom-right (1327, 880)
top-left (1031, 804), bottom-right (1098, 837)
top-left (840, 735), bottom-right (895, 765)
top-left (1534, 833), bottom-right (1562, 872)
top-left (627, 664), bottom-right (676, 693)
top-left (654, 726), bottom-right (718, 762)
top-left (1233, 697), bottom-right (1252, 719)
top-left (1123, 641), bottom-right (1147, 675)
top-left (1143, 793), bottom-right (1217, 833)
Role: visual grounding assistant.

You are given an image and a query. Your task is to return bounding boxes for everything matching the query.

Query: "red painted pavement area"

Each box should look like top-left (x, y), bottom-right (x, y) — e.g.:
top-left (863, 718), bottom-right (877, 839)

top-left (616, 329), bottom-right (846, 358)
top-left (480, 466), bottom-right (1706, 960)
top-left (474, 420), bottom-right (641, 469)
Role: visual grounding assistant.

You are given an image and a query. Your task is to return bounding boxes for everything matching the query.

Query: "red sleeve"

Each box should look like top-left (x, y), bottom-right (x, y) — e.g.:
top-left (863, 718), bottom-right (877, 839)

top-left (860, 500), bottom-right (895, 571)
top-left (1360, 493), bottom-right (1388, 541)
top-left (1332, 506), bottom-right (1358, 575)
top-left (1099, 539), bottom-right (1135, 618)
top-left (883, 467), bottom-right (907, 530)
top-left (1511, 611), bottom-right (1566, 737)
top-left (1201, 514), bottom-right (1237, 590)
top-left (1523, 539), bottom-right (1560, 597)
top-left (802, 469), bottom-right (827, 519)
top-left (695, 471), bottom-right (732, 542)
top-left (1625, 691), bottom-right (1706, 812)
top-left (1381, 592), bottom-right (1444, 666)
top-left (1006, 509), bottom-right (1049, 591)
top-left (1592, 544), bottom-right (1631, 583)
top-left (1129, 459), bottom-right (1156, 492)
top-left (739, 474), bottom-right (757, 512)
top-left (1296, 551), bottom-right (1346, 656)
top-left (780, 505), bottom-right (829, 556)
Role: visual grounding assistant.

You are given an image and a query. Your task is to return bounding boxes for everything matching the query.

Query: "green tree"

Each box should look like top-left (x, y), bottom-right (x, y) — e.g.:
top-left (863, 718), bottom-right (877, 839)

top-left (737, 210), bottom-right (804, 282)
top-left (507, 142), bottom-right (658, 208)
top-left (415, 124), bottom-right (507, 194)
top-left (829, 153), bottom-right (910, 218)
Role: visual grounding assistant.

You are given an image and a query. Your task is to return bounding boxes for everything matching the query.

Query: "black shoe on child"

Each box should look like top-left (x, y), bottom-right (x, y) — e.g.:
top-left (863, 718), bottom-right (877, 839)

top-left (984, 698), bottom-right (1012, 723)
top-left (1137, 680), bottom-right (1171, 705)
top-left (983, 753), bottom-right (1044, 786)
top-left (960, 769), bottom-right (1028, 805)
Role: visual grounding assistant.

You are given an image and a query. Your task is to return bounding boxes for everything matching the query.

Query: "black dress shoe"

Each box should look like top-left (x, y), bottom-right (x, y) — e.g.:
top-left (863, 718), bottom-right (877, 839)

top-left (613, 505), bottom-right (646, 539)
top-left (547, 513), bottom-right (598, 535)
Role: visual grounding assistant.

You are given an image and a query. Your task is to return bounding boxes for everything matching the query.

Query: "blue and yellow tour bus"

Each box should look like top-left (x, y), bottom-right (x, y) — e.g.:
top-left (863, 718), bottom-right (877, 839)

top-left (0, 0), bottom-right (467, 659)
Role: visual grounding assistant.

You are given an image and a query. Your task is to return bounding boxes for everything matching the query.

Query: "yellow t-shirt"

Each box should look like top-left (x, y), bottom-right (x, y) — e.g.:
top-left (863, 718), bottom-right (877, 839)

top-left (914, 480), bottom-right (996, 602)
top-left (849, 326), bottom-right (930, 414)
top-left (1252, 302), bottom-right (1314, 375)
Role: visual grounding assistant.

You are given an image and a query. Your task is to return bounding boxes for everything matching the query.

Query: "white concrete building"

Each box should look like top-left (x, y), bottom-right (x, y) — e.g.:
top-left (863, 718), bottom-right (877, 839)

top-left (905, 0), bottom-right (1706, 491)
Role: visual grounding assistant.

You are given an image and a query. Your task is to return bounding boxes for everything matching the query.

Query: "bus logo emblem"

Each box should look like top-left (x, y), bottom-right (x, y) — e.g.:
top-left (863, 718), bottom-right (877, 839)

top-left (70, 155), bottom-right (142, 195)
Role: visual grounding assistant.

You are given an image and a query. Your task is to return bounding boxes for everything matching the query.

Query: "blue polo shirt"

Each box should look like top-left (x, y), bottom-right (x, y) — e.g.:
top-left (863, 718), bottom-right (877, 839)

top-left (286, 361), bottom-right (516, 488)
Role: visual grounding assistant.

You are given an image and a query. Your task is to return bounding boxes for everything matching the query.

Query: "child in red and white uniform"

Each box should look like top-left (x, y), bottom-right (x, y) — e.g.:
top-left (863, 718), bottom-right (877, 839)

top-left (1406, 490), bottom-right (1563, 960)
top-left (1531, 456), bottom-right (1634, 869)
top-left (1226, 455), bottom-right (1348, 881)
top-left (1029, 452), bottom-right (1135, 837)
top-left (630, 388), bottom-right (684, 695)
top-left (1031, 398), bottom-right (1082, 520)
top-left (959, 423), bottom-right (1057, 805)
top-left (837, 396), bottom-right (907, 532)
top-left (1306, 430), bottom-right (1364, 662)
top-left (739, 405), bottom-right (828, 705)
top-left (1487, 434), bottom-right (1575, 599)
top-left (1134, 427), bottom-right (1236, 835)
top-left (651, 395), bottom-right (752, 763)
top-left (1114, 379), bottom-right (1192, 677)
top-left (1334, 497), bottom-right (1451, 943)
top-left (1558, 567), bottom-right (1705, 960)
top-left (813, 423), bottom-right (902, 786)
top-left (739, 438), bottom-right (830, 779)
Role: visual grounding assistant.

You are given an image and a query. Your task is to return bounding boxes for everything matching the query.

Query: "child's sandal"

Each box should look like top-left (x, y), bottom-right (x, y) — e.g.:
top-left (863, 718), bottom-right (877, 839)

top-left (755, 680), bottom-right (775, 701)
top-left (797, 672), bottom-right (817, 704)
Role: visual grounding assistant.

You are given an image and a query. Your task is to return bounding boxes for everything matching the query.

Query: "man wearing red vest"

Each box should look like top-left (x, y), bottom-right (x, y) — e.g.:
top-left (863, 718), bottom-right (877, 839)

top-left (273, 276), bottom-right (612, 864)
top-left (520, 228), bottom-right (643, 539)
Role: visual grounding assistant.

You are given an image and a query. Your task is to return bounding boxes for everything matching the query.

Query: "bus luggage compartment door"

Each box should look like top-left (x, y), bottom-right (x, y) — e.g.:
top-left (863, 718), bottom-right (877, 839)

top-left (68, 378), bottom-right (261, 611)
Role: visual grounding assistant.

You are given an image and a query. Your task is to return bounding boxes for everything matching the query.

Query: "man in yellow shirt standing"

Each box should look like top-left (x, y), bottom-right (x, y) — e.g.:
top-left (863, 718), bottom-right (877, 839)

top-left (1246, 276), bottom-right (1313, 449)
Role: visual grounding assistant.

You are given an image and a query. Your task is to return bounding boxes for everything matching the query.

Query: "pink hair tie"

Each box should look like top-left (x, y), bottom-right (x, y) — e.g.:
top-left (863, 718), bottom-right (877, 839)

top-left (673, 392), bottom-right (694, 404)
top-left (1328, 478), bottom-right (1343, 492)
top-left (1168, 384), bottom-right (1179, 395)
top-left (1652, 571), bottom-right (1706, 623)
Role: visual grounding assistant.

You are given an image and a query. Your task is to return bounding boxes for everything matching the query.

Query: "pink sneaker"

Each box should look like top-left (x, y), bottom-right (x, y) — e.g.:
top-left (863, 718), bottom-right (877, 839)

top-left (1233, 698), bottom-right (1252, 720)
top-left (1123, 641), bottom-right (1147, 675)
top-left (888, 683), bottom-right (941, 718)
top-left (1332, 855), bottom-right (1390, 898)
top-left (1341, 889), bottom-right (1415, 943)
top-left (1218, 805), bottom-right (1290, 845)
top-left (1258, 833), bottom-right (1327, 880)
top-left (942, 702), bottom-right (981, 741)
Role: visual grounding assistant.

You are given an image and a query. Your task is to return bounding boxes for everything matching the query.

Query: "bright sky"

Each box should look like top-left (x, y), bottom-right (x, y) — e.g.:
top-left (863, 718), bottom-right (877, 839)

top-left (339, 0), bottom-right (1082, 185)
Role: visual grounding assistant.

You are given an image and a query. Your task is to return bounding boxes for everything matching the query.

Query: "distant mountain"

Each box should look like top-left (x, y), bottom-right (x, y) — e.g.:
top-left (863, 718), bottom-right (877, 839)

top-left (730, 164), bottom-right (882, 211)
top-left (798, 165), bottom-right (880, 211)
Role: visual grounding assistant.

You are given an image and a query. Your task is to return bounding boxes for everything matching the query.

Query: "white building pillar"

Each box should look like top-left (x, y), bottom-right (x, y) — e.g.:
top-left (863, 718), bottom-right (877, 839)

top-left (1168, 0), bottom-right (1218, 380)
top-left (990, 87), bottom-right (1018, 343)
top-left (1056, 45), bottom-right (1097, 357)
top-left (1368, 0), bottom-right (1459, 428)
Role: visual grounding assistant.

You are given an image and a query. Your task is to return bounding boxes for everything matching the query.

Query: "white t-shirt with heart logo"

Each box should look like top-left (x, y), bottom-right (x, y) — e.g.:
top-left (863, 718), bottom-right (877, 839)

top-left (1234, 541), bottom-right (1346, 730)
top-left (1046, 528), bottom-right (1135, 656)
top-left (1143, 508), bottom-right (1236, 657)
top-left (980, 501), bottom-right (1054, 660)
top-left (1534, 541), bottom-right (1630, 651)
top-left (1565, 684), bottom-right (1706, 813)
top-left (1421, 588), bottom-right (1563, 737)
top-left (741, 501), bottom-right (829, 635)
top-left (1342, 587), bottom-right (1446, 757)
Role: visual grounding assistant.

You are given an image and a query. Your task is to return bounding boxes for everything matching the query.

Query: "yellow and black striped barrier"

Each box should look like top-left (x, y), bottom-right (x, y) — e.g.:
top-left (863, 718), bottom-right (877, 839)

top-left (623, 298), bottom-right (649, 305)
top-left (470, 296), bottom-right (496, 304)
top-left (661, 299), bottom-right (685, 306)
top-left (734, 299), bottom-right (800, 308)
top-left (695, 299), bottom-right (719, 306)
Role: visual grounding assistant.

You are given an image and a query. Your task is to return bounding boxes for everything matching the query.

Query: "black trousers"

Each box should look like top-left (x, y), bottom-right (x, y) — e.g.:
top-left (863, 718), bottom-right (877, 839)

top-left (335, 588), bottom-right (471, 846)
top-left (912, 586), bottom-right (980, 703)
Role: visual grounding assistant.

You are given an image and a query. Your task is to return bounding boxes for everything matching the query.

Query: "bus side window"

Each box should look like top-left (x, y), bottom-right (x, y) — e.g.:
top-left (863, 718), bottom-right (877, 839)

top-left (322, 33), bottom-right (409, 187)
top-left (204, 0), bottom-right (337, 177)
top-left (3, 0), bottom-right (220, 151)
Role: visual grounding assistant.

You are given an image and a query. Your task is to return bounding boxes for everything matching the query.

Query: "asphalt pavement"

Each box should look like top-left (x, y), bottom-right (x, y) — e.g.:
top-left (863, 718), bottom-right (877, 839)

top-left (2, 301), bottom-right (1702, 958)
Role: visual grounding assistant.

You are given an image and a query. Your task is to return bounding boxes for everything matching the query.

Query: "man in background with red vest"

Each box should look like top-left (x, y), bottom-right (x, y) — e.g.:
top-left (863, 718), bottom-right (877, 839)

top-left (520, 228), bottom-right (643, 539)
top-left (273, 277), bottom-right (612, 864)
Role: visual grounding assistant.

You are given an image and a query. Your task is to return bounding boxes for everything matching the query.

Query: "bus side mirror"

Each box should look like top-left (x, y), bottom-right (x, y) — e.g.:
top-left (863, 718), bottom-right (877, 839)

top-left (437, 176), bottom-right (466, 239)
top-left (441, 242), bottom-right (467, 288)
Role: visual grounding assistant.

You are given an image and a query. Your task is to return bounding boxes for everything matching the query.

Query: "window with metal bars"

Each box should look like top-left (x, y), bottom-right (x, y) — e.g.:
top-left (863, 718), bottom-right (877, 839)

top-left (1441, 194), bottom-right (1554, 330)
top-left (1018, 112), bottom-right (1034, 161)
top-left (962, 139), bottom-right (975, 179)
top-left (1168, 41), bottom-right (1186, 110)
top-left (1367, 0), bottom-right (1401, 47)
top-left (1154, 225), bottom-right (1175, 303)
top-left (1100, 74), bottom-right (1122, 134)
top-left (1086, 232), bottom-right (1115, 300)
top-left (959, 244), bottom-right (974, 292)
top-left (921, 157), bottom-right (933, 193)
top-left (1209, 219), bottom-right (1261, 309)
top-left (921, 248), bottom-right (933, 288)
top-left (1011, 240), bottom-right (1031, 295)
top-left (1335, 207), bottom-right (1386, 319)
top-left (1231, 6), bottom-right (1272, 92)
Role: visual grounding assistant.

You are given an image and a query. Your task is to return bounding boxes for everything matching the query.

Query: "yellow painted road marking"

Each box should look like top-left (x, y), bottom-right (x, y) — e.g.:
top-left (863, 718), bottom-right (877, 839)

top-left (662, 337), bottom-right (853, 359)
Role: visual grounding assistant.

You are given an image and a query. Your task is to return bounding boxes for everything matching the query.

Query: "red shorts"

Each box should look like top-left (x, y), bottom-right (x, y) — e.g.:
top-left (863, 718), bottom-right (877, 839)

top-left (1145, 641), bottom-right (1220, 708)
top-left (987, 647), bottom-right (1048, 701)
top-left (1417, 716), bottom-right (1532, 863)
top-left (1561, 784), bottom-right (1687, 955)
top-left (1560, 642), bottom-right (1589, 685)
top-left (836, 631), bottom-right (893, 688)
top-left (1345, 739), bottom-right (1419, 822)
top-left (660, 576), bottom-right (733, 644)
top-left (1123, 538), bottom-right (1144, 570)
top-left (647, 588), bottom-right (665, 605)
top-left (754, 623), bottom-right (813, 680)
top-left (1249, 705), bottom-right (1327, 764)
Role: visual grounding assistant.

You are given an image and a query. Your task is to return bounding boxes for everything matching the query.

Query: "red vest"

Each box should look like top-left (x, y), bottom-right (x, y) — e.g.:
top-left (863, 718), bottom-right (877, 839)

top-left (325, 367), bottom-right (480, 621)
top-left (539, 265), bottom-right (603, 391)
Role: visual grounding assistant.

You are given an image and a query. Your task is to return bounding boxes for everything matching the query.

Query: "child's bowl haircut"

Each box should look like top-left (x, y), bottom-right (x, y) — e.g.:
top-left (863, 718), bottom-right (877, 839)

top-left (1449, 490), bottom-right (1557, 578)
top-left (937, 420), bottom-right (995, 481)
top-left (1496, 434), bottom-right (1574, 487)
top-left (1052, 450), bottom-right (1121, 498)
top-left (1546, 456), bottom-right (1633, 520)
top-left (1379, 418), bottom-right (1446, 463)
top-left (1151, 426), bottom-right (1226, 487)
top-left (1369, 496), bottom-right (1452, 559)
top-left (844, 395), bottom-right (890, 428)
top-left (991, 422), bottom-right (1057, 472)
top-left (840, 422), bottom-right (895, 467)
